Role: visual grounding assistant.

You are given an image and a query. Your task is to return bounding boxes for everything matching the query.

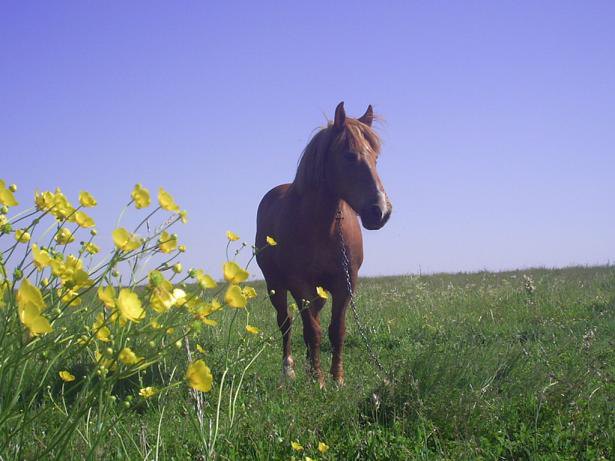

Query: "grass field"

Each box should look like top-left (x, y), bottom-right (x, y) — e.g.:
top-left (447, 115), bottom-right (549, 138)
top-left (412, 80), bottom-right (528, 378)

top-left (9, 265), bottom-right (615, 460)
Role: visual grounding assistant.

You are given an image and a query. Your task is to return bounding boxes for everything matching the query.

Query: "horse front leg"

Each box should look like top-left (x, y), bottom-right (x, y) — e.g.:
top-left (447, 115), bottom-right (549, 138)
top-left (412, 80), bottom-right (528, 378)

top-left (291, 286), bottom-right (326, 387)
top-left (329, 287), bottom-right (351, 386)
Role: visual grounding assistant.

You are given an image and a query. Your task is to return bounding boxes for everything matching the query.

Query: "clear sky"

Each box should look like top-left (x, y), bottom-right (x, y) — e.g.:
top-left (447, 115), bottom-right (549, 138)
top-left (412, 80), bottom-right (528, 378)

top-left (2, 1), bottom-right (614, 278)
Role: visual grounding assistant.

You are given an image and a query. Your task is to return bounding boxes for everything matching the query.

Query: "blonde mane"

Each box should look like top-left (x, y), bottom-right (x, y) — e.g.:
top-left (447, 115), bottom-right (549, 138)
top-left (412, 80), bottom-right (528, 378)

top-left (292, 118), bottom-right (381, 194)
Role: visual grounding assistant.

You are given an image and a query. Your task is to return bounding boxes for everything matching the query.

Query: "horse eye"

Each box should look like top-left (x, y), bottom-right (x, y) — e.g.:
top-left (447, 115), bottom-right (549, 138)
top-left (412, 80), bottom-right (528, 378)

top-left (344, 152), bottom-right (359, 162)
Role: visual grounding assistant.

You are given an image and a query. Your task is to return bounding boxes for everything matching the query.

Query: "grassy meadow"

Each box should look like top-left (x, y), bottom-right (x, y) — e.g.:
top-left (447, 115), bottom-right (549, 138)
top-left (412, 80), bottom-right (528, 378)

top-left (10, 265), bottom-right (613, 460)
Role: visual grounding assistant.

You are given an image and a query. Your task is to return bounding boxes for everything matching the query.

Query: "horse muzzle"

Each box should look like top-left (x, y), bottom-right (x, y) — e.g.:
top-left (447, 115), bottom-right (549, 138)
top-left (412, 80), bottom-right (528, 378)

top-left (360, 196), bottom-right (392, 230)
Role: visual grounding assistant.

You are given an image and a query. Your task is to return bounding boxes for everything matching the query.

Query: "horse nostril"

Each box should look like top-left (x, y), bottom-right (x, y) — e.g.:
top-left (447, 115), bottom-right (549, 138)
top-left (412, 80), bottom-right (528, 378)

top-left (369, 205), bottom-right (383, 222)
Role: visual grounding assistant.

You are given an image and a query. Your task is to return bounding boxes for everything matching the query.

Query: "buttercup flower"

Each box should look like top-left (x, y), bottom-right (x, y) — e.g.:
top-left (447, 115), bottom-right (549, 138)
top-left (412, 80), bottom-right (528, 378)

top-left (79, 191), bottom-right (97, 207)
top-left (15, 229), bottom-right (30, 243)
top-left (131, 183), bottom-right (151, 208)
top-left (0, 180), bottom-right (18, 207)
top-left (291, 441), bottom-right (304, 452)
top-left (59, 371), bottom-right (76, 382)
top-left (73, 211), bottom-right (95, 228)
top-left (117, 288), bottom-right (145, 322)
top-left (316, 286), bottom-right (328, 300)
top-left (98, 286), bottom-right (116, 309)
top-left (93, 312), bottom-right (111, 342)
top-left (245, 324), bottom-right (260, 335)
top-left (55, 227), bottom-right (75, 245)
top-left (186, 359), bottom-right (213, 392)
top-left (118, 347), bottom-right (142, 365)
top-left (223, 261), bottom-right (249, 284)
top-left (32, 244), bottom-right (52, 270)
top-left (318, 442), bottom-right (330, 453)
top-left (16, 278), bottom-right (52, 335)
top-left (158, 231), bottom-right (178, 253)
top-left (158, 187), bottom-right (180, 211)
top-left (83, 242), bottom-right (100, 255)
top-left (192, 269), bottom-right (217, 289)
top-left (226, 230), bottom-right (240, 241)
top-left (266, 236), bottom-right (277, 246)
top-left (242, 286), bottom-right (257, 299)
top-left (112, 228), bottom-right (142, 252)
top-left (139, 387), bottom-right (157, 398)
top-left (225, 285), bottom-right (247, 308)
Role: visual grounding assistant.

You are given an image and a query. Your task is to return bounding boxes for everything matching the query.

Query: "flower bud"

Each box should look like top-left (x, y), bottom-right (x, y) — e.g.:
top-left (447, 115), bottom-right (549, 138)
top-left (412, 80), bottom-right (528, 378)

top-left (173, 263), bottom-right (183, 274)
top-left (0, 206), bottom-right (8, 214)
top-left (8, 184), bottom-right (17, 192)
top-left (90, 229), bottom-right (98, 236)
top-left (112, 270), bottom-right (120, 278)
top-left (13, 268), bottom-right (23, 280)
top-left (179, 245), bottom-right (186, 253)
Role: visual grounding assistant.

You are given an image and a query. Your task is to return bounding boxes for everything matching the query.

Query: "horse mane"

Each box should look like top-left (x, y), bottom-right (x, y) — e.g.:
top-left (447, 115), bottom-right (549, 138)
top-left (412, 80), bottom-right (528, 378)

top-left (292, 118), bottom-right (381, 194)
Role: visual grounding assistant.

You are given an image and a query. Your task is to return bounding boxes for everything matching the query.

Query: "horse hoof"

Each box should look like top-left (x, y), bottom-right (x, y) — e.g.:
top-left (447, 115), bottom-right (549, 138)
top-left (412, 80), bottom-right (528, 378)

top-left (333, 375), bottom-right (345, 387)
top-left (281, 357), bottom-right (296, 381)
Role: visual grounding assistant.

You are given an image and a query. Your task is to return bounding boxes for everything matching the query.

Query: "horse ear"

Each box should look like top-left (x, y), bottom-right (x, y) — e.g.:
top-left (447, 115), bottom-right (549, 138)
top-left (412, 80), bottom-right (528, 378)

top-left (333, 101), bottom-right (346, 131)
top-left (358, 105), bottom-right (374, 127)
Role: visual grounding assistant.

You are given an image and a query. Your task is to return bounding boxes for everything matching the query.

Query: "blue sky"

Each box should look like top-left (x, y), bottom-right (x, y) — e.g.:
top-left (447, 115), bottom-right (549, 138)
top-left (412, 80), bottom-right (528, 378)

top-left (1, 1), bottom-right (614, 277)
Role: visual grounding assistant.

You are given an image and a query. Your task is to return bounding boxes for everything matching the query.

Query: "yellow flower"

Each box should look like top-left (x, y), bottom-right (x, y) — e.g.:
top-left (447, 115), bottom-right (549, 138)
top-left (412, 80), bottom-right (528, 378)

top-left (226, 230), bottom-right (240, 241)
top-left (266, 235), bottom-right (277, 246)
top-left (196, 344), bottom-right (205, 354)
top-left (316, 286), bottom-right (329, 300)
top-left (117, 288), bottom-right (145, 323)
top-left (158, 187), bottom-right (180, 211)
top-left (0, 180), bottom-right (18, 207)
top-left (305, 457), bottom-right (315, 461)
top-left (139, 387), bottom-right (157, 398)
top-left (223, 261), bottom-right (249, 284)
top-left (242, 286), bottom-right (257, 299)
top-left (245, 324), bottom-right (260, 335)
top-left (186, 359), bottom-right (213, 392)
top-left (15, 229), bottom-right (31, 243)
top-left (131, 183), bottom-right (151, 209)
top-left (34, 190), bottom-right (54, 211)
top-left (55, 227), bottom-right (75, 245)
top-left (193, 269), bottom-right (217, 289)
top-left (50, 188), bottom-right (75, 220)
top-left (225, 285), bottom-right (247, 308)
top-left (112, 228), bottom-right (142, 252)
top-left (318, 442), bottom-right (330, 453)
top-left (172, 288), bottom-right (187, 306)
top-left (291, 441), bottom-right (304, 452)
top-left (59, 371), bottom-right (76, 382)
top-left (118, 347), bottom-right (142, 365)
top-left (98, 286), bottom-right (116, 309)
top-left (79, 191), bottom-right (97, 207)
top-left (179, 210), bottom-right (188, 224)
top-left (83, 242), bottom-right (100, 255)
top-left (93, 312), bottom-right (111, 342)
top-left (58, 287), bottom-right (82, 307)
top-left (73, 211), bottom-right (95, 228)
top-left (32, 244), bottom-right (52, 270)
top-left (16, 279), bottom-right (52, 335)
top-left (158, 231), bottom-right (178, 253)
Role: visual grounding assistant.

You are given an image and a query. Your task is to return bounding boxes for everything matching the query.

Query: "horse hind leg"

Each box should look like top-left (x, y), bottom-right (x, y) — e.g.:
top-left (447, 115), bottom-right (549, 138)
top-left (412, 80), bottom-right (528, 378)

top-left (268, 285), bottom-right (295, 381)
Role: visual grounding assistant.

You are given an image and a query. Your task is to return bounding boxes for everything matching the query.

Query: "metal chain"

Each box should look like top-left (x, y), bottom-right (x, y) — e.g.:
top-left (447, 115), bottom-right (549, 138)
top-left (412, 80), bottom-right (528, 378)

top-left (336, 210), bottom-right (391, 384)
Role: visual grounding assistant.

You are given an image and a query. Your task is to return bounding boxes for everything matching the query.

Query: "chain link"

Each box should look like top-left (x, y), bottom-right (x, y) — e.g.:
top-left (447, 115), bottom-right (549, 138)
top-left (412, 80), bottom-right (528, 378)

top-left (336, 211), bottom-right (390, 384)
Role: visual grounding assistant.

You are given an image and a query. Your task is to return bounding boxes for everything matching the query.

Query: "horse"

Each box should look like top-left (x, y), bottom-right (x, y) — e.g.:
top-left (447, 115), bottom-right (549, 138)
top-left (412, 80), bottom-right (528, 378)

top-left (255, 102), bottom-right (392, 386)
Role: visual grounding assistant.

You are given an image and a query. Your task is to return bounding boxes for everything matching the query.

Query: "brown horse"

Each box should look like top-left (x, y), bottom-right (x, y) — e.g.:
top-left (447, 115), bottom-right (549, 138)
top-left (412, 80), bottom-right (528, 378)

top-left (255, 102), bottom-right (392, 386)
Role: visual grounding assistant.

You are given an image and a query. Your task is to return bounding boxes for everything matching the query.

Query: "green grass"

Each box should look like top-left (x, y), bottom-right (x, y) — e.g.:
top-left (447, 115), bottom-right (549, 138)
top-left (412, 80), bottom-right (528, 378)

top-left (12, 266), bottom-right (615, 459)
